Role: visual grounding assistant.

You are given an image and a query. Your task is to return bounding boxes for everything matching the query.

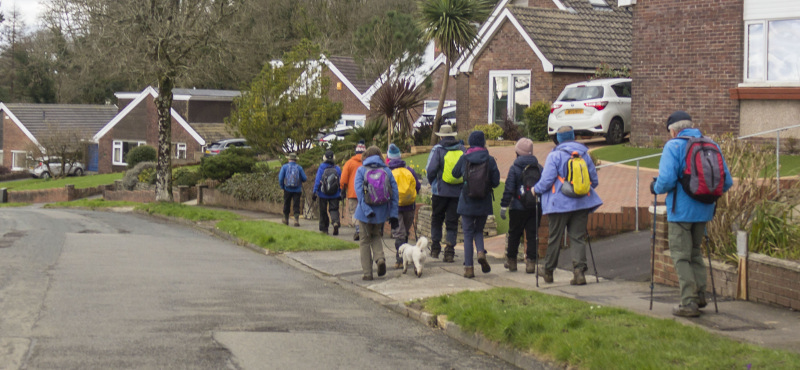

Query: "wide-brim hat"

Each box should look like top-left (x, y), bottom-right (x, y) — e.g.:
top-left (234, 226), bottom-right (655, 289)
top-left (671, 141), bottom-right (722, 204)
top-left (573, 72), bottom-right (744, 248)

top-left (435, 125), bottom-right (457, 137)
top-left (287, 153), bottom-right (298, 160)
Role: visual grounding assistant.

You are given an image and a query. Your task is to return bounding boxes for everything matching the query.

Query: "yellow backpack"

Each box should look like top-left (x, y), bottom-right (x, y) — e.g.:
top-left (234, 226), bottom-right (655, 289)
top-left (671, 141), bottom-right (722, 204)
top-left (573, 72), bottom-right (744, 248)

top-left (441, 149), bottom-right (464, 184)
top-left (557, 150), bottom-right (591, 198)
top-left (392, 167), bottom-right (417, 206)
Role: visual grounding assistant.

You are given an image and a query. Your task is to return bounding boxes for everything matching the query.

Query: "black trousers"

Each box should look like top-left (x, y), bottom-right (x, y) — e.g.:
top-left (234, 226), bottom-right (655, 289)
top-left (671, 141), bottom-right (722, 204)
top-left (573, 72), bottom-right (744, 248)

top-left (431, 195), bottom-right (459, 246)
top-left (507, 208), bottom-right (542, 260)
top-left (318, 197), bottom-right (340, 231)
top-left (283, 191), bottom-right (302, 218)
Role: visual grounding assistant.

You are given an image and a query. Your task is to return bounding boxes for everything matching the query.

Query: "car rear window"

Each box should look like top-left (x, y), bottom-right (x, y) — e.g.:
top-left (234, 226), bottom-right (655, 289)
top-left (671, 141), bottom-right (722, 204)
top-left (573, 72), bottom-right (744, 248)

top-left (208, 143), bottom-right (222, 149)
top-left (557, 86), bottom-right (604, 102)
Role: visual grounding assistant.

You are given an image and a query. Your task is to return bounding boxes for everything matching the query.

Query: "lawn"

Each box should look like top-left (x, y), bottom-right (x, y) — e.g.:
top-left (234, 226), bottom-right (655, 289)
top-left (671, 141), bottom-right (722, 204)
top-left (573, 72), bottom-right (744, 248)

top-left (420, 288), bottom-right (800, 369)
top-left (216, 220), bottom-right (358, 252)
top-left (44, 199), bottom-right (141, 209)
top-left (136, 202), bottom-right (242, 222)
top-left (2, 172), bottom-right (124, 191)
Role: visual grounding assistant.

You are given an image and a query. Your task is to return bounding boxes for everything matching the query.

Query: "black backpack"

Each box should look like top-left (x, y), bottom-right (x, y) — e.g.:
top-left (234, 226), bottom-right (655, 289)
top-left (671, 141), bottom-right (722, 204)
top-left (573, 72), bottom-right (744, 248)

top-left (518, 164), bottom-right (541, 209)
top-left (320, 167), bottom-right (340, 195)
top-left (465, 160), bottom-right (491, 199)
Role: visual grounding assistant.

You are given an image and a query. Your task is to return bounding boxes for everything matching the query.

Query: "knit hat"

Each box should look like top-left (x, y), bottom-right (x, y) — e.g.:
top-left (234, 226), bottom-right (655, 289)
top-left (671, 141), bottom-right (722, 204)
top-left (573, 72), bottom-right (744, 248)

top-left (556, 126), bottom-right (575, 144)
top-left (515, 138), bottom-right (534, 156)
top-left (323, 150), bottom-right (335, 162)
top-left (468, 131), bottom-right (486, 148)
top-left (387, 143), bottom-right (401, 159)
top-left (355, 140), bottom-right (366, 153)
top-left (288, 152), bottom-right (298, 161)
top-left (666, 110), bottom-right (692, 131)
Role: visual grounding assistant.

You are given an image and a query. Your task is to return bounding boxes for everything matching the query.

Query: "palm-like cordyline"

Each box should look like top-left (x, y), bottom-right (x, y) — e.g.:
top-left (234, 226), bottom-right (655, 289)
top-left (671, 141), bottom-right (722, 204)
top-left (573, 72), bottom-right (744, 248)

top-left (370, 78), bottom-right (430, 146)
top-left (418, 0), bottom-right (493, 144)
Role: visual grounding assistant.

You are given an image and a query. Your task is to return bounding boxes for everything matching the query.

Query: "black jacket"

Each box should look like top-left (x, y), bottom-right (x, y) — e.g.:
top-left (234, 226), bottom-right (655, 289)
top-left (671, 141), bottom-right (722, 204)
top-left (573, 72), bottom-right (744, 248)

top-left (501, 155), bottom-right (542, 210)
top-left (452, 147), bottom-right (500, 216)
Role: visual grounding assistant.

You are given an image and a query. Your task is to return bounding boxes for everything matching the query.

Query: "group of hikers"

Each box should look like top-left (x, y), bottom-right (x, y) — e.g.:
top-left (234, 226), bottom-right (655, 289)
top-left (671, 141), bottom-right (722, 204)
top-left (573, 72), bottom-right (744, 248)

top-left (278, 110), bottom-right (732, 318)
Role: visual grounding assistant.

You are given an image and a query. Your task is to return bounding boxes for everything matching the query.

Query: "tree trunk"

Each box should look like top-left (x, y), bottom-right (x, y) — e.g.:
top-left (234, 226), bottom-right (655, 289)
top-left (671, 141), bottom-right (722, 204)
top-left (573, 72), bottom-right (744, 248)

top-left (155, 74), bottom-right (174, 202)
top-left (429, 58), bottom-right (452, 146)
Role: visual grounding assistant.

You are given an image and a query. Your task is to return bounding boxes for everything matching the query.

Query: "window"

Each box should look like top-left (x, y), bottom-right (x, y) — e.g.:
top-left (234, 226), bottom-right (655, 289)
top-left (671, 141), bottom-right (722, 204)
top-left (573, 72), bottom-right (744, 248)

top-left (113, 140), bottom-right (146, 165)
top-left (611, 82), bottom-right (632, 98)
top-left (12, 151), bottom-right (28, 170)
top-left (335, 115), bottom-right (366, 129)
top-left (423, 100), bottom-right (456, 113)
top-left (745, 19), bottom-right (800, 83)
top-left (175, 143), bottom-right (187, 159)
top-left (488, 71), bottom-right (531, 124)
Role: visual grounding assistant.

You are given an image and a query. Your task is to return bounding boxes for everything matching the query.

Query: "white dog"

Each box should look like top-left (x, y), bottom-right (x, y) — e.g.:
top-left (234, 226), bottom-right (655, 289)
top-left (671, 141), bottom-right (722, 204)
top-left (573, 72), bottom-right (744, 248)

top-left (399, 237), bottom-right (430, 278)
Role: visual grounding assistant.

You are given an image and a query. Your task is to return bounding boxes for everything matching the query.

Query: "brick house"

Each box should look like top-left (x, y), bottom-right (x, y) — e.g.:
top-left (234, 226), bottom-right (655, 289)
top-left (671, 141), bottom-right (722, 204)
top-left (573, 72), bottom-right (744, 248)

top-left (0, 103), bottom-right (118, 172)
top-left (323, 56), bottom-right (377, 133)
top-left (95, 86), bottom-right (239, 174)
top-left (452, 0), bottom-right (632, 131)
top-left (628, 0), bottom-right (800, 146)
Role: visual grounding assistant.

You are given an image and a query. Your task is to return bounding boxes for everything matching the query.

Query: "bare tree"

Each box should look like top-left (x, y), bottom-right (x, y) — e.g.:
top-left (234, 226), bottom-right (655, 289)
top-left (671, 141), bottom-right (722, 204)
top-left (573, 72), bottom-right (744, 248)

top-left (27, 123), bottom-right (89, 179)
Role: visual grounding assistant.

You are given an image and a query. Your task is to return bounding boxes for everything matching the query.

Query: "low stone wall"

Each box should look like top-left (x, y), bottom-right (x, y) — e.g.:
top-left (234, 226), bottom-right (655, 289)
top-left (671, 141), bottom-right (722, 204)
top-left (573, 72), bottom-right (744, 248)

top-left (651, 207), bottom-right (800, 310)
top-left (415, 205), bottom-right (498, 243)
top-left (0, 172), bottom-right (32, 182)
top-left (6, 184), bottom-right (106, 203)
top-left (103, 185), bottom-right (196, 203)
top-left (198, 186), bottom-right (286, 214)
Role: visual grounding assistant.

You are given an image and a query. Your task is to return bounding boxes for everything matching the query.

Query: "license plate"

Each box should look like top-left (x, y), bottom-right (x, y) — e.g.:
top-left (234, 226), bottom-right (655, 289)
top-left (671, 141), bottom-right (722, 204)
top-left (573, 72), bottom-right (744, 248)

top-left (565, 109), bottom-right (583, 115)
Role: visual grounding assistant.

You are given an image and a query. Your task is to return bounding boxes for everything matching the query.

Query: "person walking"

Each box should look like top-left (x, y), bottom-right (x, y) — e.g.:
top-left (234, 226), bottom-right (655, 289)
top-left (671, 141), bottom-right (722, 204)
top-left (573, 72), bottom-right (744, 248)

top-left (341, 140), bottom-right (366, 240)
top-left (500, 138), bottom-right (543, 273)
top-left (278, 152), bottom-right (308, 227)
top-left (533, 126), bottom-right (602, 285)
top-left (354, 146), bottom-right (399, 281)
top-left (451, 131), bottom-right (500, 278)
top-left (425, 124), bottom-right (465, 262)
top-left (312, 150), bottom-right (342, 235)
top-left (650, 111), bottom-right (733, 317)
top-left (386, 143), bottom-right (422, 269)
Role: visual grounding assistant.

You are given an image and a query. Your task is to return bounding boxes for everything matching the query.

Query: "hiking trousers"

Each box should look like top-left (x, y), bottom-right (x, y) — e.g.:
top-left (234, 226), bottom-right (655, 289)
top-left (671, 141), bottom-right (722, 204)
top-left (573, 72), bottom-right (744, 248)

top-left (318, 197), bottom-right (340, 232)
top-left (668, 222), bottom-right (707, 307)
top-left (507, 208), bottom-right (541, 260)
top-left (359, 221), bottom-right (386, 277)
top-left (431, 195), bottom-right (459, 247)
top-left (462, 215), bottom-right (488, 267)
top-left (283, 191), bottom-right (302, 218)
top-left (391, 210), bottom-right (415, 241)
top-left (544, 209), bottom-right (589, 272)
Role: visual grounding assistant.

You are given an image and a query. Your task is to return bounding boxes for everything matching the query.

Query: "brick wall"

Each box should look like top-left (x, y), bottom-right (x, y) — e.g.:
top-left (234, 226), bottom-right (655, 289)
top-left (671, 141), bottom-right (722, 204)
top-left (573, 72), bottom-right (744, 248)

top-left (103, 189), bottom-right (156, 203)
top-left (2, 114), bottom-right (36, 169)
top-left (631, 0), bottom-right (743, 146)
top-left (7, 185), bottom-right (105, 203)
top-left (325, 69), bottom-right (369, 117)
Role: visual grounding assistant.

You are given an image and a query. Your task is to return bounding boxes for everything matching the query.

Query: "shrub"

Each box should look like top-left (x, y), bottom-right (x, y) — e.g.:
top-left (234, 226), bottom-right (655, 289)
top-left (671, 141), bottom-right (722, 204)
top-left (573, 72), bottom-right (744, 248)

top-left (251, 161), bottom-right (273, 174)
top-left (122, 161), bottom-right (156, 190)
top-left (173, 168), bottom-right (203, 186)
top-left (499, 117), bottom-right (523, 142)
top-left (0, 166), bottom-right (10, 176)
top-left (217, 172), bottom-right (284, 202)
top-left (138, 167), bottom-right (156, 184)
top-left (414, 122), bottom-right (433, 146)
top-left (222, 146), bottom-right (259, 158)
top-left (200, 153), bottom-right (256, 182)
top-left (523, 101), bottom-right (551, 142)
top-left (473, 124), bottom-right (504, 140)
top-left (125, 145), bottom-right (157, 169)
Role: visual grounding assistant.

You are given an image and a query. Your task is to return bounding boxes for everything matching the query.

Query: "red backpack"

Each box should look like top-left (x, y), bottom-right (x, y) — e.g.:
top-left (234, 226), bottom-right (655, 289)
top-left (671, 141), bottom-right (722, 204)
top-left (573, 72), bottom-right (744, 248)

top-left (676, 136), bottom-right (725, 204)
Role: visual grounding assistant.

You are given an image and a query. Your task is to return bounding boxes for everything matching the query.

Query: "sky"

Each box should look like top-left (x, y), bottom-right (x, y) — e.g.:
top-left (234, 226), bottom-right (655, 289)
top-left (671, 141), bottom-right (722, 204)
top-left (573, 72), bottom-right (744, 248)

top-left (1, 0), bottom-right (46, 30)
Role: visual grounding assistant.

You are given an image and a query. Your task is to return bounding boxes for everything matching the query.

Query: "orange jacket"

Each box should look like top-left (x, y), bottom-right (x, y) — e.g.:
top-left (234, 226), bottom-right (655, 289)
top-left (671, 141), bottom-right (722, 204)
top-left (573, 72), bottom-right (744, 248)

top-left (340, 154), bottom-right (363, 199)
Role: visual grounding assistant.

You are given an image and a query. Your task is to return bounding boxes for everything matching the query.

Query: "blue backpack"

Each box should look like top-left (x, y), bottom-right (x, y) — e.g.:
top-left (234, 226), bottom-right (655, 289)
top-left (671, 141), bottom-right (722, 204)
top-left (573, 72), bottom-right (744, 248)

top-left (285, 164), bottom-right (301, 187)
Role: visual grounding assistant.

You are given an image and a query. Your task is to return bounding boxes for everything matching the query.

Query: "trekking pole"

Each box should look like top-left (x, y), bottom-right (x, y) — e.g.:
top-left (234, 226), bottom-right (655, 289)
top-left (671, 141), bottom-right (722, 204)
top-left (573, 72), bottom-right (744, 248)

top-left (586, 233), bottom-right (600, 283)
top-left (704, 234), bottom-right (719, 313)
top-left (650, 178), bottom-right (658, 311)
top-left (534, 195), bottom-right (540, 288)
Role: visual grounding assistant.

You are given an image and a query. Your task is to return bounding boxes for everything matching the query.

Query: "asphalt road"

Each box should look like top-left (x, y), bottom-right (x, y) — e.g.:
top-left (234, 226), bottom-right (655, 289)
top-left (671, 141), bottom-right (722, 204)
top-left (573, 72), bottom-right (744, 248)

top-left (0, 206), bottom-right (514, 369)
top-left (556, 229), bottom-right (652, 282)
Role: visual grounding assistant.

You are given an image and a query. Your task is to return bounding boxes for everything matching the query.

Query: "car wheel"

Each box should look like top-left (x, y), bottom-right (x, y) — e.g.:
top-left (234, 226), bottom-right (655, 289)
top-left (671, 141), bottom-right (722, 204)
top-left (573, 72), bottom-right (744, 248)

top-left (605, 118), bottom-right (624, 145)
top-left (74, 168), bottom-right (84, 176)
top-left (550, 135), bottom-right (559, 145)
top-left (41, 172), bottom-right (51, 179)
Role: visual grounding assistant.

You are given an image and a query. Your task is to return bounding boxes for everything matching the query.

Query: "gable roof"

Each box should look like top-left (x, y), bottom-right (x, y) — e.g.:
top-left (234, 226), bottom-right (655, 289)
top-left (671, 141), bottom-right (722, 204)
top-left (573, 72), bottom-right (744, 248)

top-left (0, 103), bottom-right (118, 147)
top-left (94, 86), bottom-right (206, 146)
top-left (326, 56), bottom-right (379, 95)
top-left (115, 88), bottom-right (240, 101)
top-left (458, 0), bottom-right (631, 73)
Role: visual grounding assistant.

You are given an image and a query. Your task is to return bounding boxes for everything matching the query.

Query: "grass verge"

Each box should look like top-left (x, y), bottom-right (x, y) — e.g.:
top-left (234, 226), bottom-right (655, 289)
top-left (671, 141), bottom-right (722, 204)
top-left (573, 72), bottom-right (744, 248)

top-left (0, 202), bottom-right (30, 207)
top-left (3, 173), bottom-right (124, 191)
top-left (492, 182), bottom-right (508, 234)
top-left (591, 144), bottom-right (661, 169)
top-left (420, 288), bottom-right (800, 369)
top-left (216, 220), bottom-right (358, 252)
top-left (135, 202), bottom-right (242, 222)
top-left (44, 199), bottom-right (141, 209)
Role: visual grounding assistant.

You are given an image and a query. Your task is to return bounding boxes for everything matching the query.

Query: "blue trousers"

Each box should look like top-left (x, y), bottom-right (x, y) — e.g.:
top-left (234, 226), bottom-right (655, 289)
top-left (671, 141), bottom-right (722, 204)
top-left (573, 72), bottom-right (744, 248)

top-left (462, 215), bottom-right (487, 267)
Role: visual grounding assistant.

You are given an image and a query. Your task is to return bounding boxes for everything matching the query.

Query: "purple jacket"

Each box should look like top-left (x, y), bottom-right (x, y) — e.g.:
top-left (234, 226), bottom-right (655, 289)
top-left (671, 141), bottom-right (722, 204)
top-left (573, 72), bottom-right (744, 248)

top-left (533, 140), bottom-right (603, 215)
top-left (387, 158), bottom-right (421, 212)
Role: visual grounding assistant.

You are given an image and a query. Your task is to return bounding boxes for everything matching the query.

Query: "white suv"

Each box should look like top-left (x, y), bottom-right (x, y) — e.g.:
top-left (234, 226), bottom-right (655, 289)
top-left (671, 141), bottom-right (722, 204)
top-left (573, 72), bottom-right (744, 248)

top-left (548, 78), bottom-right (631, 145)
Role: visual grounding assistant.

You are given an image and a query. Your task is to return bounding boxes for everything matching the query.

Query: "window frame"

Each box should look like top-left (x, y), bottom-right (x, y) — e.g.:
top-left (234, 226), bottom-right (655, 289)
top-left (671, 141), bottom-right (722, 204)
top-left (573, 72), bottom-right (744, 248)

top-left (423, 100), bottom-right (456, 113)
top-left (335, 114), bottom-right (366, 129)
top-left (487, 70), bottom-right (532, 124)
top-left (11, 151), bottom-right (28, 171)
top-left (112, 140), bottom-right (147, 166)
top-left (743, 18), bottom-right (800, 86)
top-left (175, 143), bottom-right (187, 159)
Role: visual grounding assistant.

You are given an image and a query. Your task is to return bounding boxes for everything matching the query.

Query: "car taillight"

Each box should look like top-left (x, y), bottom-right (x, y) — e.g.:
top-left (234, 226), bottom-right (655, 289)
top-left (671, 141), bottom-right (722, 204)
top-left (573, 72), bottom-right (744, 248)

top-left (550, 103), bottom-right (562, 113)
top-left (38, 161), bottom-right (43, 167)
top-left (584, 101), bottom-right (608, 111)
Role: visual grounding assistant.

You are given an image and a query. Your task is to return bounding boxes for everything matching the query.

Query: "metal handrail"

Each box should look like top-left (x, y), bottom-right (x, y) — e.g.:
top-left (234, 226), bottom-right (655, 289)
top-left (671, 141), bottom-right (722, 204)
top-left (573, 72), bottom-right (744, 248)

top-left (597, 153), bottom-right (662, 169)
top-left (595, 153), bottom-right (662, 231)
top-left (736, 123), bottom-right (800, 193)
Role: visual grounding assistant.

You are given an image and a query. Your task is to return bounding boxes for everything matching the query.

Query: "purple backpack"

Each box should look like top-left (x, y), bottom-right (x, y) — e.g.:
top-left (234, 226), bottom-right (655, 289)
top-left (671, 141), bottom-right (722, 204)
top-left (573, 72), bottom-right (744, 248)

top-left (363, 165), bottom-right (391, 205)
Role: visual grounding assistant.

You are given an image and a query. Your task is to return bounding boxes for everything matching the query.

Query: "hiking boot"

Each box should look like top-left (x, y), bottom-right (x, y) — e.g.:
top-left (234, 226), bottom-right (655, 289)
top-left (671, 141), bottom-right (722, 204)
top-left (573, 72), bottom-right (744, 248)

top-left (362, 274), bottom-right (374, 281)
top-left (672, 302), bottom-right (701, 317)
top-left (293, 216), bottom-right (300, 227)
top-left (477, 251), bottom-right (491, 273)
top-left (570, 268), bottom-right (587, 286)
top-left (543, 270), bottom-right (554, 283)
top-left (430, 241), bottom-right (441, 259)
top-left (353, 232), bottom-right (360, 241)
top-left (282, 216), bottom-right (289, 225)
top-left (377, 258), bottom-right (386, 277)
top-left (464, 266), bottom-right (475, 278)
top-left (443, 244), bottom-right (455, 263)
top-left (505, 257), bottom-right (517, 272)
top-left (332, 223), bottom-right (339, 236)
top-left (525, 259), bottom-right (536, 274)
top-left (697, 292), bottom-right (708, 309)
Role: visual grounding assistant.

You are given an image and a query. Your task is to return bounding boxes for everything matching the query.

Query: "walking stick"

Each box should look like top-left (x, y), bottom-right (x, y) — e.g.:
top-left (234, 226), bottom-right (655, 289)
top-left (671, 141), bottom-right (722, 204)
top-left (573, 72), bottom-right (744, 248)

top-left (534, 196), bottom-right (540, 288)
top-left (649, 180), bottom-right (658, 311)
top-left (587, 234), bottom-right (600, 283)
top-left (704, 234), bottom-right (719, 313)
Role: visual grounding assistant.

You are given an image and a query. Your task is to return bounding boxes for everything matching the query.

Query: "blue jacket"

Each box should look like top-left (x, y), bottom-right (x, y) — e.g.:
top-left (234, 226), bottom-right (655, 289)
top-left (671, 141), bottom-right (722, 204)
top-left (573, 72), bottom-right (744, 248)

top-left (501, 155), bottom-right (543, 211)
top-left (653, 128), bottom-right (733, 223)
top-left (313, 161), bottom-right (342, 199)
top-left (533, 140), bottom-right (603, 215)
top-left (278, 162), bottom-right (307, 193)
top-left (387, 158), bottom-right (421, 212)
top-left (426, 137), bottom-right (465, 198)
top-left (354, 155), bottom-right (399, 224)
top-left (452, 147), bottom-right (501, 216)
